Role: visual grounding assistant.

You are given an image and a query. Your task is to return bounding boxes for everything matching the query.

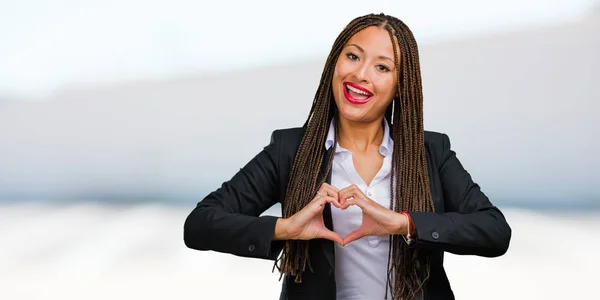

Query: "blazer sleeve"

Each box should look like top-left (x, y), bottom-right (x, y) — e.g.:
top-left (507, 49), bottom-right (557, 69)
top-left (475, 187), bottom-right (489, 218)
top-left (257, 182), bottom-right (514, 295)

top-left (409, 133), bottom-right (512, 257)
top-left (183, 130), bottom-right (285, 260)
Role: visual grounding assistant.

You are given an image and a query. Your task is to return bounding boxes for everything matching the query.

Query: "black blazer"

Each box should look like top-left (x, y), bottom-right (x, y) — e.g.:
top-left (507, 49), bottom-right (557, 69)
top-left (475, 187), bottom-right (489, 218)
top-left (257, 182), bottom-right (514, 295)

top-left (183, 126), bottom-right (512, 300)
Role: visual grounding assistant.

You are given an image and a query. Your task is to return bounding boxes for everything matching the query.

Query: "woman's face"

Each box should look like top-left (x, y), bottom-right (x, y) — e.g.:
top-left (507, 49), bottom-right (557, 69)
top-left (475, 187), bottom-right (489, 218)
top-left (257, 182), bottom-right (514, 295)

top-left (332, 26), bottom-right (399, 123)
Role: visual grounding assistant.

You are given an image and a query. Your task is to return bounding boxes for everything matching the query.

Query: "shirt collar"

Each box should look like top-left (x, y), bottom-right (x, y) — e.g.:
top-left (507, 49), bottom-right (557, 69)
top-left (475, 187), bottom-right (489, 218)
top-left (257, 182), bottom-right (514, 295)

top-left (325, 118), bottom-right (393, 157)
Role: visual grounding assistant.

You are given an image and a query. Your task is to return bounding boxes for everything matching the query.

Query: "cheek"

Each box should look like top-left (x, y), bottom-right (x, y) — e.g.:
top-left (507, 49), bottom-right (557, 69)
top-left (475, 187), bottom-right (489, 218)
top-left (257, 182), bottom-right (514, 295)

top-left (332, 63), bottom-right (348, 99)
top-left (331, 68), bottom-right (340, 89)
top-left (333, 60), bottom-right (353, 81)
top-left (373, 76), bottom-right (396, 100)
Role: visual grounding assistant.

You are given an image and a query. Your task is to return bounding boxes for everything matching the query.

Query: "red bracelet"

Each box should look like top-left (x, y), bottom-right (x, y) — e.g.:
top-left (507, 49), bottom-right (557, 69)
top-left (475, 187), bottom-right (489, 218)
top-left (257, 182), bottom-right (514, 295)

top-left (399, 211), bottom-right (416, 235)
top-left (399, 211), bottom-right (415, 245)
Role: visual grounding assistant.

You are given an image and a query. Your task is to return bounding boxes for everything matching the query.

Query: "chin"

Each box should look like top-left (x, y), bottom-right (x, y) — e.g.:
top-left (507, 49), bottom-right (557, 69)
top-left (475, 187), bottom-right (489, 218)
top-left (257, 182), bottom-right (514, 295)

top-left (336, 103), bottom-right (370, 122)
top-left (333, 90), bottom-right (384, 123)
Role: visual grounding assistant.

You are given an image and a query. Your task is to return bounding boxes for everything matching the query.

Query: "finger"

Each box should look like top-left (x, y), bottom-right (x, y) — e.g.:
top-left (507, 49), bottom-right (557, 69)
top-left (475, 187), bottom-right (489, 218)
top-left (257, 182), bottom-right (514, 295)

top-left (320, 229), bottom-right (344, 245)
top-left (343, 227), bottom-right (366, 246)
top-left (339, 195), bottom-right (356, 209)
top-left (314, 195), bottom-right (342, 209)
top-left (337, 184), bottom-right (358, 196)
top-left (296, 195), bottom-right (343, 225)
top-left (339, 190), bottom-right (366, 209)
top-left (318, 185), bottom-right (341, 206)
top-left (338, 189), bottom-right (354, 206)
top-left (315, 185), bottom-right (337, 198)
top-left (323, 186), bottom-right (340, 200)
top-left (339, 185), bottom-right (362, 199)
top-left (319, 182), bottom-right (340, 193)
top-left (322, 195), bottom-right (343, 209)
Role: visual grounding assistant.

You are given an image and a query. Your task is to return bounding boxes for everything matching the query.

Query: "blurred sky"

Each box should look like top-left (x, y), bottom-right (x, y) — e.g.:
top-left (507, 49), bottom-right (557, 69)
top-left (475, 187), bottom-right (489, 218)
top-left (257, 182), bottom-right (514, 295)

top-left (1, 0), bottom-right (598, 99)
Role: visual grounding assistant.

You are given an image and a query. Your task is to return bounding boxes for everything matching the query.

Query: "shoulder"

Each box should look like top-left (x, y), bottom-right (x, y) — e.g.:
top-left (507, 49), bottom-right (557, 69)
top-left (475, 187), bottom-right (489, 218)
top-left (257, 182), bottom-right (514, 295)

top-left (424, 130), bottom-right (452, 166)
top-left (271, 127), bottom-right (306, 142)
top-left (267, 126), bottom-right (306, 154)
top-left (424, 130), bottom-right (450, 148)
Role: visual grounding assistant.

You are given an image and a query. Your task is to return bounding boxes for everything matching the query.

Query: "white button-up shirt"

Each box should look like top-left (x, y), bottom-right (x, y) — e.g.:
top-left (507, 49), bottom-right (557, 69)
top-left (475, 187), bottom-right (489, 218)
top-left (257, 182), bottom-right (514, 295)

top-left (326, 119), bottom-right (394, 300)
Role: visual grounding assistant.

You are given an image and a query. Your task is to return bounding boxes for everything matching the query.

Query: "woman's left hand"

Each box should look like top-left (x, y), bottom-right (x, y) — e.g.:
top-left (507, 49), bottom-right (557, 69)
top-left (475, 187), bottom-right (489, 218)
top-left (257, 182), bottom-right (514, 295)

top-left (338, 184), bottom-right (409, 246)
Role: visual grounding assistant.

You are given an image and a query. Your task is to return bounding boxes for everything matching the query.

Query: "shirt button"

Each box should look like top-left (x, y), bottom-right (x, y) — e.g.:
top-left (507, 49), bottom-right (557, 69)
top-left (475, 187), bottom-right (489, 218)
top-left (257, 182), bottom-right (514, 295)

top-left (432, 232), bottom-right (440, 240)
top-left (368, 236), bottom-right (380, 247)
top-left (248, 244), bottom-right (256, 252)
top-left (367, 191), bottom-right (372, 197)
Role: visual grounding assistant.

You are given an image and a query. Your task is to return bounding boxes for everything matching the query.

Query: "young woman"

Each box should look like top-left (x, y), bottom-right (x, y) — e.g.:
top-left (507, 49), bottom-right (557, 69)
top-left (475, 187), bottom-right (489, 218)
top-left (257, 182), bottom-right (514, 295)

top-left (184, 13), bottom-right (511, 300)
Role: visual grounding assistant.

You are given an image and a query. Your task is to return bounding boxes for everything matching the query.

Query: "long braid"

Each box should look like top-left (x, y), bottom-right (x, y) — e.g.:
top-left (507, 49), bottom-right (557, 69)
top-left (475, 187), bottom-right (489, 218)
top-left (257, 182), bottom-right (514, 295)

top-left (277, 13), bottom-right (434, 299)
top-left (384, 18), bottom-right (435, 299)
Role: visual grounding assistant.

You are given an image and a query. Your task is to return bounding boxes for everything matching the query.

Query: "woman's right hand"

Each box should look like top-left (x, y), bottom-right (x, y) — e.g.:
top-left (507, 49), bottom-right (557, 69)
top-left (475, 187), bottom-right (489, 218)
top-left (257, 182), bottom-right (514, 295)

top-left (273, 183), bottom-right (343, 245)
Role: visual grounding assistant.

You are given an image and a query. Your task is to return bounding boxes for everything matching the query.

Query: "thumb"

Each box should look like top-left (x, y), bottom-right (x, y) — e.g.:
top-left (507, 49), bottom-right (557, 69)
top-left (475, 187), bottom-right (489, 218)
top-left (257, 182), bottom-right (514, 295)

top-left (343, 227), bottom-right (366, 246)
top-left (319, 229), bottom-right (344, 245)
top-left (298, 196), bottom-right (331, 222)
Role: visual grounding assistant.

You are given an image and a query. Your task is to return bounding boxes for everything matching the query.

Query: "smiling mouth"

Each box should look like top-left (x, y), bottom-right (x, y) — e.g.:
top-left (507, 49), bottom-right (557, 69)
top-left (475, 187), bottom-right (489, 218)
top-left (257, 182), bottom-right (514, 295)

top-left (343, 82), bottom-right (373, 104)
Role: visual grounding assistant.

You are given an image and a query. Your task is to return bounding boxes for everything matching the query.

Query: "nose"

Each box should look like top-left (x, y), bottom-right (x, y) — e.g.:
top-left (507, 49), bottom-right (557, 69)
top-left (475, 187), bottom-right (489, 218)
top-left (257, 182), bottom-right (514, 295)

top-left (351, 61), bottom-right (370, 83)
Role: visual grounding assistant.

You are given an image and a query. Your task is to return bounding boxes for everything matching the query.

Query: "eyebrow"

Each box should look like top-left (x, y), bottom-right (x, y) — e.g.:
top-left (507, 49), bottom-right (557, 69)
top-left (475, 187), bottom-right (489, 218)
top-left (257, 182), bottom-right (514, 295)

top-left (347, 43), bottom-right (394, 63)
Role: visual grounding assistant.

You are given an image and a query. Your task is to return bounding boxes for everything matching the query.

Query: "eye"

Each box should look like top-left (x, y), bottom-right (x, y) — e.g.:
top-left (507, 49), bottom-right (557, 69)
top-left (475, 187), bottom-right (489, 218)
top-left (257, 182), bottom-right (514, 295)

top-left (377, 65), bottom-right (391, 72)
top-left (346, 52), bottom-right (359, 61)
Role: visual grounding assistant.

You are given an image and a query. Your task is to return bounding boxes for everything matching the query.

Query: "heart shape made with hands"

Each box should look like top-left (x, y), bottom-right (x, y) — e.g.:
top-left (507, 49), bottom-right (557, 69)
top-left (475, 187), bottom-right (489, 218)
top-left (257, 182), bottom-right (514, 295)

top-left (313, 183), bottom-right (409, 246)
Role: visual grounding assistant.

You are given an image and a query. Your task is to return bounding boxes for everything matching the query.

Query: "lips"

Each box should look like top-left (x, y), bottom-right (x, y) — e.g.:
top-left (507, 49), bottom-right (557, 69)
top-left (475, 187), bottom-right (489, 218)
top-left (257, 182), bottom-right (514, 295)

top-left (343, 82), bottom-right (373, 104)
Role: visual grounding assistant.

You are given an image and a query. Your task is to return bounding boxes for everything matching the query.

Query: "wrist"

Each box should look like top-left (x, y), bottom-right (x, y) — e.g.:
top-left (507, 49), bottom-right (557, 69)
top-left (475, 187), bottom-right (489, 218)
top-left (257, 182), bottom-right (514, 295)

top-left (394, 212), bottom-right (409, 235)
top-left (273, 218), bottom-right (291, 240)
top-left (399, 211), bottom-right (416, 235)
top-left (399, 211), bottom-right (416, 245)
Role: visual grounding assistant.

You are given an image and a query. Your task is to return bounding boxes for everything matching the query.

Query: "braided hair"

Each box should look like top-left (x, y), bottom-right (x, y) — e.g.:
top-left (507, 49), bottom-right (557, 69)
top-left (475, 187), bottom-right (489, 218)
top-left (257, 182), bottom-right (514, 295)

top-left (278, 13), bottom-right (435, 299)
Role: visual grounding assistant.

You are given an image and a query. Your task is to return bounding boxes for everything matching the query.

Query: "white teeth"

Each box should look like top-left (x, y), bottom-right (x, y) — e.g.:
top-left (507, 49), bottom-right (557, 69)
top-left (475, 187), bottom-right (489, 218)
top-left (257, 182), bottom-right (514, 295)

top-left (346, 84), bottom-right (371, 96)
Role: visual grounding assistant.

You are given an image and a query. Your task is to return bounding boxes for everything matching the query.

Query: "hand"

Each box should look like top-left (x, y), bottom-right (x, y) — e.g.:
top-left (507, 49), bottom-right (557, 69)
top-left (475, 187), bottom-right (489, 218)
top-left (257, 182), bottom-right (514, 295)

top-left (277, 183), bottom-right (344, 245)
top-left (338, 184), bottom-right (409, 245)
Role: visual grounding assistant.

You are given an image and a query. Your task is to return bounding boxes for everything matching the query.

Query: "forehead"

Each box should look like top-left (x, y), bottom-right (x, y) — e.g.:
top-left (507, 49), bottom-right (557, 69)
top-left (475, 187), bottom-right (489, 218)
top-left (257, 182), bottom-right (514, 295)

top-left (346, 26), bottom-right (398, 59)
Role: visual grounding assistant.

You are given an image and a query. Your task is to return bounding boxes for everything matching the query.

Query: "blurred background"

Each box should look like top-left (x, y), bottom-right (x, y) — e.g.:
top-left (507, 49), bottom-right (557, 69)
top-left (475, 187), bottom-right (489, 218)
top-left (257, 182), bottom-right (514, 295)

top-left (1, 0), bottom-right (599, 299)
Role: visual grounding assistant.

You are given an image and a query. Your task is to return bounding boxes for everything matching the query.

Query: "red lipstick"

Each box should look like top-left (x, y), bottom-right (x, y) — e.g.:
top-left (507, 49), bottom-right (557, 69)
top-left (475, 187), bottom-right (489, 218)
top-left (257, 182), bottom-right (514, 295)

top-left (343, 82), bottom-right (373, 104)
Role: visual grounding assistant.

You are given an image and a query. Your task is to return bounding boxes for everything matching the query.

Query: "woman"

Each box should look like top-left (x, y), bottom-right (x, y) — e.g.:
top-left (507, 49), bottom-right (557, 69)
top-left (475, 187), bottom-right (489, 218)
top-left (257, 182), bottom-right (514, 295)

top-left (184, 13), bottom-right (511, 300)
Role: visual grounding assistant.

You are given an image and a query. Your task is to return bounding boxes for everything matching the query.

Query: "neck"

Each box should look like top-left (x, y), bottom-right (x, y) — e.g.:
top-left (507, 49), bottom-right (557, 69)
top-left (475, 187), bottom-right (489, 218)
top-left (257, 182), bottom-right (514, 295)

top-left (336, 115), bottom-right (385, 154)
